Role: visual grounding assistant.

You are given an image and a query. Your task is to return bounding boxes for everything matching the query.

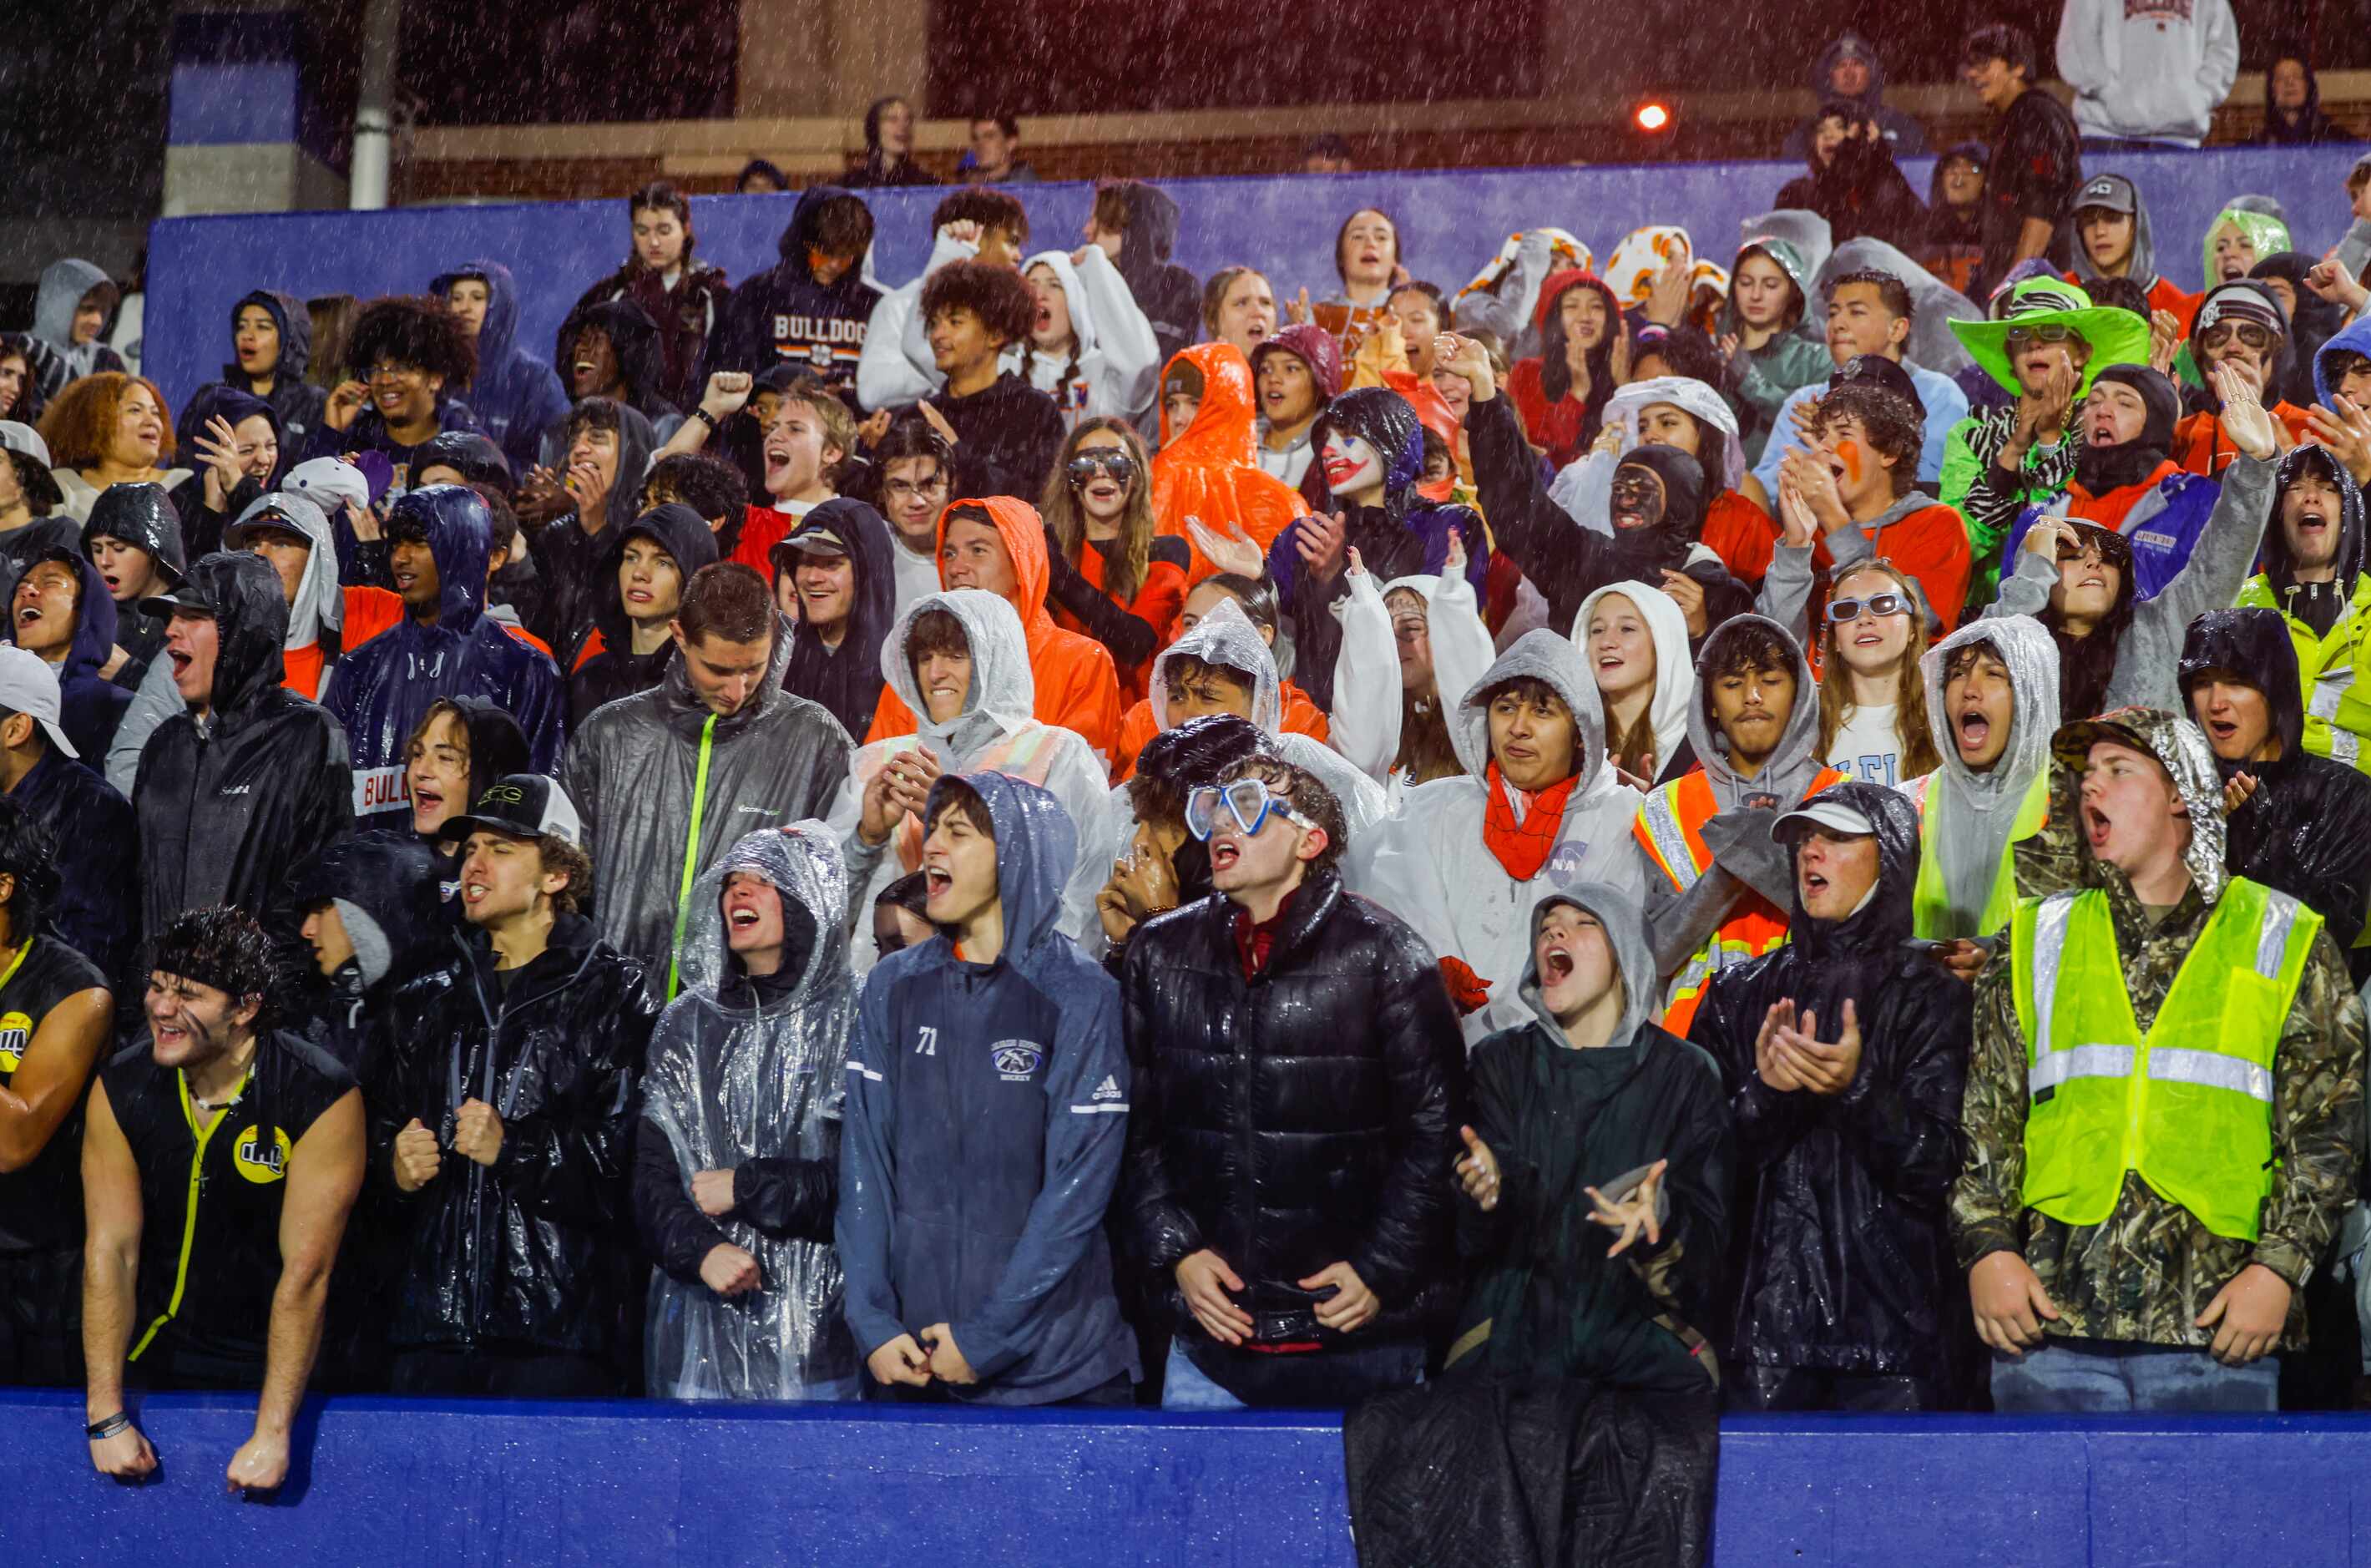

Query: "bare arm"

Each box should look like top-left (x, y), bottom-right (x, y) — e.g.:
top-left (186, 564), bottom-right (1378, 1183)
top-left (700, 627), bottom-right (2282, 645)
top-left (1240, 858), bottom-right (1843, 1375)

top-left (0, 986), bottom-right (109, 1171)
top-left (230, 1088), bottom-right (365, 1491)
top-left (81, 1077), bottom-right (154, 1475)
top-left (2014, 217), bottom-right (2055, 266)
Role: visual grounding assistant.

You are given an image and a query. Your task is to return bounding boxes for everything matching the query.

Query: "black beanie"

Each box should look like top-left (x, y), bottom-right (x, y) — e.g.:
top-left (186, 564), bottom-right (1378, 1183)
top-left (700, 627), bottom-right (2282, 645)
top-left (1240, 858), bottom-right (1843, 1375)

top-left (2074, 363), bottom-right (2179, 494)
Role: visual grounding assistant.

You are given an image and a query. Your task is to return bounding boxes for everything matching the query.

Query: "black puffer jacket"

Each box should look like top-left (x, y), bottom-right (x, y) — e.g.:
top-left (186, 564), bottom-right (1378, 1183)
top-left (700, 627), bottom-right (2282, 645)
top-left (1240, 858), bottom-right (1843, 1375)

top-left (1688, 780), bottom-right (1972, 1384)
top-left (2179, 606), bottom-right (2371, 969)
top-left (132, 551), bottom-right (353, 945)
top-left (372, 912), bottom-right (660, 1363)
top-left (1120, 867), bottom-right (1466, 1358)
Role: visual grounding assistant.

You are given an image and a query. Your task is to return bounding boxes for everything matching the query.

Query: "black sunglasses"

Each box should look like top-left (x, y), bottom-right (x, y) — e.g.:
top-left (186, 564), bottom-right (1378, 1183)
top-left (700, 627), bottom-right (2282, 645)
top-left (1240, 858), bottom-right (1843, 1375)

top-left (1066, 450), bottom-right (1136, 486)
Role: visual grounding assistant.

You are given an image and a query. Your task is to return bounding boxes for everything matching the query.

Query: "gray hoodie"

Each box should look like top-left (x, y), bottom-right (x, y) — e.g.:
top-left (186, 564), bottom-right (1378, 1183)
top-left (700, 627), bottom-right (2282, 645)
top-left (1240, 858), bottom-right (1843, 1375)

top-left (30, 259), bottom-right (119, 390)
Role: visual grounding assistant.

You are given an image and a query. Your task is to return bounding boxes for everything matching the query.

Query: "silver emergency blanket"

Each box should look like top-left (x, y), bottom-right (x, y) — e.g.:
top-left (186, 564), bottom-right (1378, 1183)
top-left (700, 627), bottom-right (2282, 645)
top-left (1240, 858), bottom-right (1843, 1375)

top-left (641, 823), bottom-right (860, 1399)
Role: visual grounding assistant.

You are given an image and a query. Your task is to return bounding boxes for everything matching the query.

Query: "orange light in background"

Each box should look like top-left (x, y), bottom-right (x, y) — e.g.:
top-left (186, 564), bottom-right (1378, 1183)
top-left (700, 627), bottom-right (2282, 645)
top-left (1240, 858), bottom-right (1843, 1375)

top-left (1635, 102), bottom-right (1672, 132)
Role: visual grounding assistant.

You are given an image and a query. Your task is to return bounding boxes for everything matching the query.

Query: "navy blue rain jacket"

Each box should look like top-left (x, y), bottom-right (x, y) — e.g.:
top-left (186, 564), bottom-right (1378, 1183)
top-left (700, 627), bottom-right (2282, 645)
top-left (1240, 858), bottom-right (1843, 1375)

top-left (430, 258), bottom-right (572, 478)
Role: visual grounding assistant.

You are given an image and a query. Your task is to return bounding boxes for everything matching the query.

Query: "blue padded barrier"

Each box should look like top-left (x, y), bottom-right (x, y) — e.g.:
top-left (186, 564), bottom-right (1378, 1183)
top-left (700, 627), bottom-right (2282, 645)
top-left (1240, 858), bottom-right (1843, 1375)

top-left (9, 1389), bottom-right (2371, 1565)
top-left (141, 145), bottom-right (2369, 418)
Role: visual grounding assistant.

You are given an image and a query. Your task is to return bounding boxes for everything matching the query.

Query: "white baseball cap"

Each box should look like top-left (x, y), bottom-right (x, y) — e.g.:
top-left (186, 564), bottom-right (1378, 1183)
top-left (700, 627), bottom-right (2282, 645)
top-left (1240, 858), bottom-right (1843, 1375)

top-left (1771, 798), bottom-right (1876, 842)
top-left (0, 645), bottom-right (78, 758)
top-left (281, 457), bottom-right (370, 517)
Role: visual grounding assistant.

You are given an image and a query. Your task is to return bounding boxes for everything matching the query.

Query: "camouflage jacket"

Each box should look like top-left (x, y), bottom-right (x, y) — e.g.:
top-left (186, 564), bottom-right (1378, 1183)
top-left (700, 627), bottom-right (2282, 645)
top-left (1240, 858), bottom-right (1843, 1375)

top-left (1951, 867), bottom-right (2367, 1348)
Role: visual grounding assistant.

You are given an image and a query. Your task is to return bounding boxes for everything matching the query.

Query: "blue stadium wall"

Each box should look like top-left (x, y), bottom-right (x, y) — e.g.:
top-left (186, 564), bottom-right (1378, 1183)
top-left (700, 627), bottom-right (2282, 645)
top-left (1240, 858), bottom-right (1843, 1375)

top-left (10, 1389), bottom-right (2371, 1564)
top-left (141, 144), bottom-right (2368, 410)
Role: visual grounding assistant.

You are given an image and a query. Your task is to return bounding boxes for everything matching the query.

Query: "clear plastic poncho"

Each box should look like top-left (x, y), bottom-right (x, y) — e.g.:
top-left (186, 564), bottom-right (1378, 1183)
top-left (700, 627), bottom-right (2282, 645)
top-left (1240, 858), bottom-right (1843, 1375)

top-left (642, 823), bottom-right (861, 1400)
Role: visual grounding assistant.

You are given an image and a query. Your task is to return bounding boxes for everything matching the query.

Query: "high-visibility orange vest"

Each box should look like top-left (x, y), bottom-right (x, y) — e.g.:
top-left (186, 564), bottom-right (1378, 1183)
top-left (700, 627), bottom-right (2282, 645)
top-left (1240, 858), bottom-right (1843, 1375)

top-left (1631, 766), bottom-right (1845, 1036)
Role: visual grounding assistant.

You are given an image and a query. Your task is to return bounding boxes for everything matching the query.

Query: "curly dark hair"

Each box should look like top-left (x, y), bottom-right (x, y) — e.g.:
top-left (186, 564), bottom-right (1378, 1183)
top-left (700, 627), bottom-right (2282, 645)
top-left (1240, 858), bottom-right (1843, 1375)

top-left (538, 835), bottom-right (594, 917)
top-left (1812, 382), bottom-right (1924, 498)
top-left (347, 296), bottom-right (478, 390)
top-left (1218, 754), bottom-right (1348, 877)
top-left (930, 189), bottom-right (1029, 248)
top-left (646, 451), bottom-right (748, 554)
top-left (919, 261), bottom-right (1039, 349)
top-left (149, 905), bottom-right (279, 1024)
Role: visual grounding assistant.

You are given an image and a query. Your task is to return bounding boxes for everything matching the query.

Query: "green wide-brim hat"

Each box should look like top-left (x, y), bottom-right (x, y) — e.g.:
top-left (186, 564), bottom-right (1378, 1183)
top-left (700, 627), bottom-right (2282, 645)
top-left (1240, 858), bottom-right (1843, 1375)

top-left (1947, 278), bottom-right (2152, 398)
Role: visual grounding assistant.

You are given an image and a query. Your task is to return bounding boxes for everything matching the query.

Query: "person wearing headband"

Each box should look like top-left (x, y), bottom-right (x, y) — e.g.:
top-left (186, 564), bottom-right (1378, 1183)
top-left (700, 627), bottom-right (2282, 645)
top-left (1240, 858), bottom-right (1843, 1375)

top-left (2174, 280), bottom-right (2314, 475)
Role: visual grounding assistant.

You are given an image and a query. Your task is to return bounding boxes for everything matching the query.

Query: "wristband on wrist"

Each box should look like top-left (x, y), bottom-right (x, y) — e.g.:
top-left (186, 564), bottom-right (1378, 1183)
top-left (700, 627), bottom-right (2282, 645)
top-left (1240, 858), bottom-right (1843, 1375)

top-left (691, 407), bottom-right (719, 429)
top-left (86, 1412), bottom-right (131, 1440)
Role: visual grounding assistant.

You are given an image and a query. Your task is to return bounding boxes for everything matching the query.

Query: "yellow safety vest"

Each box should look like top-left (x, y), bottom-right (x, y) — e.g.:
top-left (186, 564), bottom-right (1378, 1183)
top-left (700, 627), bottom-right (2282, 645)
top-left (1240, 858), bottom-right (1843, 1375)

top-left (2010, 878), bottom-right (2316, 1242)
top-left (1908, 768), bottom-right (2050, 941)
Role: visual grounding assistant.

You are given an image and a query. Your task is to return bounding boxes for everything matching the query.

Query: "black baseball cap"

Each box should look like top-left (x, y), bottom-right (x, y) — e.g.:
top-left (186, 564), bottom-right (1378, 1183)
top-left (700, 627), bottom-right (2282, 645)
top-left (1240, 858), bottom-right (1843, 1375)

top-left (436, 773), bottom-right (584, 847)
top-left (136, 579), bottom-right (223, 621)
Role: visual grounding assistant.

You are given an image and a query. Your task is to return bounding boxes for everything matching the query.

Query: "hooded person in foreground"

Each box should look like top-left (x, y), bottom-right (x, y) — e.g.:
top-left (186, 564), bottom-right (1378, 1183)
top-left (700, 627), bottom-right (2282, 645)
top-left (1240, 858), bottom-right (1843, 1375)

top-left (2180, 609), bottom-right (2371, 978)
top-left (131, 552), bottom-right (354, 943)
top-left (1953, 709), bottom-right (2365, 1412)
top-left (324, 483), bottom-right (564, 829)
top-left (1361, 631), bottom-right (1647, 1046)
top-left (634, 825), bottom-right (862, 1401)
top-left (1691, 782), bottom-right (1973, 1409)
top-left (1343, 884), bottom-right (1729, 1568)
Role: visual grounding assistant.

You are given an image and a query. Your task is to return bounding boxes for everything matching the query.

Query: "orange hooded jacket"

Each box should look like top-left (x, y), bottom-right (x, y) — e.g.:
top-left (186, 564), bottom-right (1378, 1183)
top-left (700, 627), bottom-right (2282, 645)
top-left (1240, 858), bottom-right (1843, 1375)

top-left (863, 494), bottom-right (1125, 763)
top-left (1150, 341), bottom-right (1309, 580)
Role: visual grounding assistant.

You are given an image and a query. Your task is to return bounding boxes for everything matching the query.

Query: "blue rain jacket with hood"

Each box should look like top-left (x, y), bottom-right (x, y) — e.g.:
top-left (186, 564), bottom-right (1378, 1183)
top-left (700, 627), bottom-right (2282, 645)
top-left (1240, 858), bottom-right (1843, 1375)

top-left (169, 383), bottom-right (286, 557)
top-left (187, 289), bottom-right (327, 455)
top-left (837, 769), bottom-right (1139, 1405)
top-left (637, 824), bottom-right (862, 1400)
top-left (430, 258), bottom-right (571, 478)
top-left (322, 483), bottom-right (564, 829)
top-left (29, 259), bottom-right (123, 395)
top-left (703, 186), bottom-right (882, 394)
top-left (132, 551), bottom-right (354, 942)
top-left (11, 548), bottom-right (129, 765)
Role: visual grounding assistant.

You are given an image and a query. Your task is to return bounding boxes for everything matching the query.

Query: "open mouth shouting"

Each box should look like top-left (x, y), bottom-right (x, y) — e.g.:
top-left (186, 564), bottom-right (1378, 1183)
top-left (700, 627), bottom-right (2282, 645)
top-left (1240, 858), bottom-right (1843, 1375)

top-left (410, 779), bottom-right (444, 816)
top-left (392, 564), bottom-right (420, 595)
top-left (13, 603), bottom-right (42, 634)
top-left (1084, 479), bottom-right (1122, 507)
top-left (1955, 705), bottom-right (1991, 752)
top-left (728, 905), bottom-right (762, 930)
top-left (2083, 800), bottom-right (2114, 851)
top-left (1802, 866), bottom-right (1830, 898)
top-left (1208, 836), bottom-right (1242, 874)
top-left (1541, 943), bottom-right (1575, 982)
top-left (462, 874), bottom-right (492, 908)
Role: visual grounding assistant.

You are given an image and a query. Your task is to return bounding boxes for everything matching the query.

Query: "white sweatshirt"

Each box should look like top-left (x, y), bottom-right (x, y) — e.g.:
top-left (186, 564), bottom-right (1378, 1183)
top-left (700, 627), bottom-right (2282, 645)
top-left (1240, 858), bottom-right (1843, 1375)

top-left (2055, 0), bottom-right (2238, 148)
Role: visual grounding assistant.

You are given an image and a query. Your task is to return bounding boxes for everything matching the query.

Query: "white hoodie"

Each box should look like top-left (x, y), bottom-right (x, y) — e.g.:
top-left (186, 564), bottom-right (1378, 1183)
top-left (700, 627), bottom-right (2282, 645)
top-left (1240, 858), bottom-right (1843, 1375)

top-left (2056, 0), bottom-right (2238, 148)
top-left (1019, 247), bottom-right (1161, 427)
top-left (854, 228), bottom-right (1026, 412)
top-left (1357, 630), bottom-right (1648, 1047)
top-left (1329, 567), bottom-right (1497, 803)
top-left (827, 587), bottom-right (1112, 970)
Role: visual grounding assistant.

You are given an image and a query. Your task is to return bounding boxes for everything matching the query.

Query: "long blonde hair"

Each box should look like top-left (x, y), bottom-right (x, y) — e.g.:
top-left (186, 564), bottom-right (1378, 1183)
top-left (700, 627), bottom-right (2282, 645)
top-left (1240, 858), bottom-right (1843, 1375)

top-left (1039, 416), bottom-right (1155, 605)
top-left (1816, 559), bottom-right (1941, 779)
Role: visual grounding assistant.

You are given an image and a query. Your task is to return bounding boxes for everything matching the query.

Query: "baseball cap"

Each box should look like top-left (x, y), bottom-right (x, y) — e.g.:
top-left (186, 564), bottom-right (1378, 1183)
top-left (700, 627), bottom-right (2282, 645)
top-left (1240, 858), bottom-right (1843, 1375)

top-left (2051, 714), bottom-right (2157, 776)
top-left (1772, 799), bottom-right (1877, 842)
top-left (2070, 174), bottom-right (2138, 216)
top-left (136, 577), bottom-right (225, 621)
top-left (0, 422), bottom-right (53, 471)
top-left (281, 458), bottom-right (371, 518)
top-left (0, 645), bottom-right (78, 757)
top-left (222, 490), bottom-right (328, 552)
top-left (437, 773), bottom-right (584, 848)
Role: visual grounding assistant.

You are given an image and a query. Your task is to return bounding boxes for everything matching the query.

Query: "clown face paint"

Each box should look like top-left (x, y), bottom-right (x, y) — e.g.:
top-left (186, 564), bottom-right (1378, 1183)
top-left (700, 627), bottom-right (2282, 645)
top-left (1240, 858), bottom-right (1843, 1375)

top-left (1322, 432), bottom-right (1384, 498)
top-left (1608, 464), bottom-right (1667, 530)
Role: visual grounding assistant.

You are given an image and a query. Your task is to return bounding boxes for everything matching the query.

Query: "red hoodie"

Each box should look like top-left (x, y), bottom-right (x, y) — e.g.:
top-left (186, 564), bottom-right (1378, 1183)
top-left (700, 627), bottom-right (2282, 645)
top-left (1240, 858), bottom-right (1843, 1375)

top-left (864, 494), bottom-right (1124, 762)
top-left (1150, 341), bottom-right (1309, 581)
top-left (1507, 271), bottom-right (1620, 469)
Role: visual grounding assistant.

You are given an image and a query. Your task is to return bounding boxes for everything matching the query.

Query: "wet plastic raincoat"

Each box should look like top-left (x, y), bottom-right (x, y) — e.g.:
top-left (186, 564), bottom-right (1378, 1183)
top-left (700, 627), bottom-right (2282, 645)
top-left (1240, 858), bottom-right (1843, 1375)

top-left (833, 588), bottom-right (1113, 969)
top-left (132, 551), bottom-right (353, 942)
top-left (2251, 437), bottom-right (2371, 771)
top-left (863, 495), bottom-right (1122, 765)
top-left (1689, 780), bottom-right (1973, 1387)
top-left (430, 258), bottom-right (571, 478)
top-left (1904, 615), bottom-right (2060, 939)
top-left (1330, 567), bottom-right (1498, 791)
top-left (1362, 631), bottom-right (1648, 1046)
top-left (638, 826), bottom-right (862, 1399)
top-left (1149, 341), bottom-right (1309, 578)
top-left (375, 911), bottom-right (660, 1366)
top-left (564, 611), bottom-right (852, 980)
top-left (837, 770), bottom-right (1140, 1405)
top-left (324, 484), bottom-right (564, 827)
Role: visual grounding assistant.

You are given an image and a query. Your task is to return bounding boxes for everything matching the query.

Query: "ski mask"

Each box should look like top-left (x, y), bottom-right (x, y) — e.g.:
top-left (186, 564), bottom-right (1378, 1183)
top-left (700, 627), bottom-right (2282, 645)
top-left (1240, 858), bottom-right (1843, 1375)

top-left (2074, 363), bottom-right (2179, 495)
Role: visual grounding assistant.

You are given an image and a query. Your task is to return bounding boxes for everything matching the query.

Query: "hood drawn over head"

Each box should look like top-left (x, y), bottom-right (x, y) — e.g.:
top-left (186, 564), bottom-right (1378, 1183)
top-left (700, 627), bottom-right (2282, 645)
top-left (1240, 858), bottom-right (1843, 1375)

top-left (1156, 341), bottom-right (1261, 459)
top-left (1921, 614), bottom-right (2060, 802)
top-left (2051, 706), bottom-right (2227, 901)
top-left (779, 495), bottom-right (897, 734)
top-left (81, 481), bottom-right (187, 579)
top-left (2262, 441), bottom-right (2365, 597)
top-left (226, 488), bottom-right (341, 646)
top-left (1249, 322), bottom-right (1345, 403)
top-left (1686, 614), bottom-right (1824, 811)
top-left (882, 586), bottom-right (1037, 756)
top-left (1777, 777), bottom-right (1920, 958)
top-left (1601, 376), bottom-right (1746, 492)
top-left (2065, 173), bottom-right (2161, 291)
top-left (1149, 595), bottom-right (1280, 736)
top-left (31, 260), bottom-right (112, 352)
top-left (1453, 629), bottom-right (1607, 794)
top-left (174, 383), bottom-right (286, 491)
top-left (1022, 250), bottom-right (1100, 364)
top-left (2202, 206), bottom-right (2293, 291)
top-left (1575, 579), bottom-right (1693, 779)
top-left (556, 297), bottom-right (670, 414)
top-left (935, 493), bottom-right (1051, 638)
top-left (920, 768), bottom-right (1077, 960)
top-left (282, 832), bottom-right (447, 989)
top-left (1519, 883), bottom-right (1660, 1049)
top-left (1809, 32), bottom-right (1889, 103)
top-left (172, 550), bottom-right (291, 718)
top-left (1308, 383), bottom-right (1425, 521)
top-left (387, 483), bottom-right (496, 632)
top-left (1739, 214), bottom-right (1832, 298)
top-left (429, 257), bottom-right (523, 375)
top-left (676, 822), bottom-right (852, 1002)
top-left (2178, 606), bottom-right (2306, 766)
top-left (220, 289), bottom-right (313, 386)
top-left (13, 547), bottom-right (119, 684)
top-left (1106, 181), bottom-right (1183, 279)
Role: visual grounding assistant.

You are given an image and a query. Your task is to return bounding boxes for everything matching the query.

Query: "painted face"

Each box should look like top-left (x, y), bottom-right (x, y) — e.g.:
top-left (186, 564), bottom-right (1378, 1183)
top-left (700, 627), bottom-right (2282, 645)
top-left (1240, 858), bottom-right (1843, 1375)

top-left (939, 514), bottom-right (1019, 599)
top-left (404, 711), bottom-right (470, 834)
top-left (632, 205), bottom-right (687, 272)
top-left (619, 534), bottom-right (684, 624)
top-left (1025, 264), bottom-right (1073, 351)
top-left (2188, 669), bottom-right (2278, 762)
top-left (1795, 828), bottom-right (1880, 920)
top-left (1817, 416), bottom-right (1890, 503)
top-left (1607, 463), bottom-right (1667, 530)
top-left (1943, 645), bottom-right (2015, 771)
top-left (1486, 684), bottom-right (1579, 791)
top-left (676, 628), bottom-right (774, 716)
top-left (233, 305), bottom-right (281, 377)
top-left (2078, 739), bottom-right (2187, 875)
top-left (1535, 901), bottom-right (1619, 1019)
top-left (1320, 432), bottom-right (1384, 497)
top-left (1586, 592), bottom-right (1656, 701)
top-left (2197, 314), bottom-right (2276, 381)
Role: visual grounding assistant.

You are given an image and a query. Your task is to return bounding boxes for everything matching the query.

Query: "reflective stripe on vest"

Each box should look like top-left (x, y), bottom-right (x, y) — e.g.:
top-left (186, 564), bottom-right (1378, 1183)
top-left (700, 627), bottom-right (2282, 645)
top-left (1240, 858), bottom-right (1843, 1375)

top-left (1634, 780), bottom-right (1705, 893)
top-left (2010, 879), bottom-right (2317, 1242)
